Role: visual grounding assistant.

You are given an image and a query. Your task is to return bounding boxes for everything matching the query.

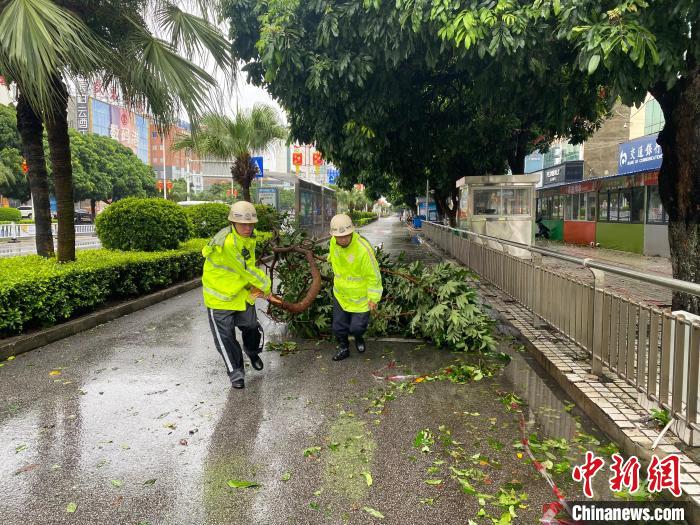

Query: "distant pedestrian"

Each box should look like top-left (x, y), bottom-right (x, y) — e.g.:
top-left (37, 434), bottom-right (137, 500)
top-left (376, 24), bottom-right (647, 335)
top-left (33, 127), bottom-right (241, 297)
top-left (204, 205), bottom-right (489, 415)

top-left (327, 213), bottom-right (383, 361)
top-left (201, 201), bottom-right (272, 388)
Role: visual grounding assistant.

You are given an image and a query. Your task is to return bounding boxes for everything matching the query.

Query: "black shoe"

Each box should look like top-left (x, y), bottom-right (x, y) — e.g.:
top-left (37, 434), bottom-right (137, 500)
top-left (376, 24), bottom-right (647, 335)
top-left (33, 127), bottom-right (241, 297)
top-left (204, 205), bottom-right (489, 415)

top-left (231, 378), bottom-right (245, 389)
top-left (250, 354), bottom-right (264, 371)
top-left (355, 336), bottom-right (366, 353)
top-left (333, 348), bottom-right (350, 361)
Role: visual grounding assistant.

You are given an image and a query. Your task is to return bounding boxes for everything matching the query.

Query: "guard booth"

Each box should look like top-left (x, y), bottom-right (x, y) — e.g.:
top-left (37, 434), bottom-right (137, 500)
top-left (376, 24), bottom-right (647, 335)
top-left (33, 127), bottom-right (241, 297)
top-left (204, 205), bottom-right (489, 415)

top-left (456, 174), bottom-right (539, 257)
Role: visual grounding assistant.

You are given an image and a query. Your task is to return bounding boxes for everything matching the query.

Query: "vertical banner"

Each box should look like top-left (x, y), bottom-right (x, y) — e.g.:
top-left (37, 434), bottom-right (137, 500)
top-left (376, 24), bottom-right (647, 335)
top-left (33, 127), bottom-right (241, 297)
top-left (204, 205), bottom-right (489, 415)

top-left (76, 80), bottom-right (89, 133)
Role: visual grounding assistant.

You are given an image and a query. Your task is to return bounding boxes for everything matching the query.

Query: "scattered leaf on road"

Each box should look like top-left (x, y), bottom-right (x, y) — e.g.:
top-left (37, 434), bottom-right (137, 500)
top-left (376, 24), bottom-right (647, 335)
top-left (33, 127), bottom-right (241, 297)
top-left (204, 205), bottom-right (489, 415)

top-left (66, 502), bottom-right (77, 513)
top-left (14, 463), bottom-right (39, 475)
top-left (303, 446), bottom-right (321, 458)
top-left (163, 422), bottom-right (176, 430)
top-left (424, 479), bottom-right (443, 485)
top-left (120, 444), bottom-right (130, 450)
top-left (111, 479), bottom-right (123, 488)
top-left (281, 472), bottom-right (291, 482)
top-left (15, 444), bottom-right (27, 453)
top-left (49, 370), bottom-right (61, 376)
top-left (112, 496), bottom-right (124, 508)
top-left (226, 479), bottom-right (260, 489)
top-left (179, 439), bottom-right (188, 446)
top-left (143, 479), bottom-right (157, 486)
top-left (362, 471), bottom-right (373, 486)
top-left (363, 507), bottom-right (385, 519)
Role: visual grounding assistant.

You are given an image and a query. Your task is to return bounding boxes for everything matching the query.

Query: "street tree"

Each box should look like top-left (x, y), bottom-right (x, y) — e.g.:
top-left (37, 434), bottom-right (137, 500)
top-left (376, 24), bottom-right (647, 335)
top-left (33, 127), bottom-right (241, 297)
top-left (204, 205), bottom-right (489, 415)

top-left (416, 0), bottom-right (700, 310)
top-left (0, 0), bottom-right (232, 261)
top-left (172, 105), bottom-right (287, 202)
top-left (0, 104), bottom-right (29, 202)
top-left (224, 0), bottom-right (608, 219)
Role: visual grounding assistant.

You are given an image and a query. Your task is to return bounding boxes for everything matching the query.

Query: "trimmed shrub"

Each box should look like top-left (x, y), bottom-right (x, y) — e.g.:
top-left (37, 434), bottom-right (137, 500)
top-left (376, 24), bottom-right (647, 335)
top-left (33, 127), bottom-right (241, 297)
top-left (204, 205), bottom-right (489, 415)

top-left (347, 210), bottom-right (378, 224)
top-left (0, 239), bottom-right (206, 336)
top-left (184, 202), bottom-right (230, 238)
top-left (96, 197), bottom-right (191, 251)
top-left (0, 207), bottom-right (21, 221)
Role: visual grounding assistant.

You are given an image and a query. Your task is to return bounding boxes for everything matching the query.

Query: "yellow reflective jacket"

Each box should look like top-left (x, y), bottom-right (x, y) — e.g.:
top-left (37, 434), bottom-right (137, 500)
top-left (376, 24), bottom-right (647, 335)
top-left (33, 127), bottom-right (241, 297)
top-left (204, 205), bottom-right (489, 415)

top-left (328, 233), bottom-right (383, 313)
top-left (201, 226), bottom-right (271, 311)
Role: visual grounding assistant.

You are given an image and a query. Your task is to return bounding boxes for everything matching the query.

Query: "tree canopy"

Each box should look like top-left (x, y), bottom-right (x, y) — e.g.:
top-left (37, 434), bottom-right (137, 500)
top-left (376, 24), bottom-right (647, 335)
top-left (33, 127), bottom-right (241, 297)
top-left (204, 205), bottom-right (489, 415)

top-left (224, 0), bottom-right (610, 218)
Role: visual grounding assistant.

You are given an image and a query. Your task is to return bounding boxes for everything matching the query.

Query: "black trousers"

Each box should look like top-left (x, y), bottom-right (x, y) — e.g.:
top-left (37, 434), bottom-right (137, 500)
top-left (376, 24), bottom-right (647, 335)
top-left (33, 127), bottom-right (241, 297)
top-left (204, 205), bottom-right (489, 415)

top-left (332, 296), bottom-right (370, 346)
top-left (207, 305), bottom-right (260, 381)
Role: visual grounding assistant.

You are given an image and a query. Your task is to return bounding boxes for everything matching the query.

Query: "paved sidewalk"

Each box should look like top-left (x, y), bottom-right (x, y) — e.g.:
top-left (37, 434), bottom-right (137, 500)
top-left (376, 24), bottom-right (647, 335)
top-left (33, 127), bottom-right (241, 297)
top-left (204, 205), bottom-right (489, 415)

top-left (536, 240), bottom-right (673, 308)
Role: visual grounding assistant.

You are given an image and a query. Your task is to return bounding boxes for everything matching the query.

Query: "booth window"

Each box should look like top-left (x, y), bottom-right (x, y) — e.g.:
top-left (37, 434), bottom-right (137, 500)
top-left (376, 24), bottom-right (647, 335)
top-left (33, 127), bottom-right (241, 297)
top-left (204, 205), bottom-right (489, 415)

top-left (646, 185), bottom-right (668, 224)
top-left (473, 188), bottom-right (501, 215)
top-left (502, 188), bottom-right (530, 215)
top-left (474, 188), bottom-right (531, 217)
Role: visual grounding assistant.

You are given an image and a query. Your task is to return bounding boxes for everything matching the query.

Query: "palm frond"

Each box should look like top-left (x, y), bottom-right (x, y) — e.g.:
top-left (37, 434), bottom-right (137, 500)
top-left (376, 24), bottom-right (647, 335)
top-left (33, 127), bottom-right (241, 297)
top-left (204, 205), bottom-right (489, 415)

top-left (156, 3), bottom-right (233, 70)
top-left (0, 0), bottom-right (107, 114)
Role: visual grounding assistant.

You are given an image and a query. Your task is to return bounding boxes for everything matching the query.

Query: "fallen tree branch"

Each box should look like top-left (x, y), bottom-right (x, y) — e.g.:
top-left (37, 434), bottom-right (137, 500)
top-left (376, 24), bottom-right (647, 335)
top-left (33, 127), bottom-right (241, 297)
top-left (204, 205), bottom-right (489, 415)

top-left (268, 245), bottom-right (322, 313)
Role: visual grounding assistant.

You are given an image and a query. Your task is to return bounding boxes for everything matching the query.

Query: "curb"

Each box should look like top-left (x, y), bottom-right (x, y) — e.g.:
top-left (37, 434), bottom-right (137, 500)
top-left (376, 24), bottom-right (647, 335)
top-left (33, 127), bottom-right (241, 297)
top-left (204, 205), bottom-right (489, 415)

top-left (0, 278), bottom-right (202, 360)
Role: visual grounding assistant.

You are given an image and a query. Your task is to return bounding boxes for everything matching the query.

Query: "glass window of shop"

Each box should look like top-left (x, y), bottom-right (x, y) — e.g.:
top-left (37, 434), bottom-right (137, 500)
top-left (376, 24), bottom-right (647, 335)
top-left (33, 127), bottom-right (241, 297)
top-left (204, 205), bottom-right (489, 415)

top-left (563, 193), bottom-right (593, 221)
top-left (586, 193), bottom-right (596, 221)
top-left (598, 188), bottom-right (644, 223)
top-left (553, 195), bottom-right (563, 219)
top-left (646, 185), bottom-right (668, 224)
top-left (598, 191), bottom-right (610, 221)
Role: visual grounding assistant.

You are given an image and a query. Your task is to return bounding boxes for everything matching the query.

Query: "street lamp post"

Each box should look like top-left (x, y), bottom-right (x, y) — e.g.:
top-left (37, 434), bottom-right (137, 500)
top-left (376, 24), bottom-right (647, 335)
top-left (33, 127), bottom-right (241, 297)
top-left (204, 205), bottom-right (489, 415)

top-left (162, 135), bottom-right (167, 199)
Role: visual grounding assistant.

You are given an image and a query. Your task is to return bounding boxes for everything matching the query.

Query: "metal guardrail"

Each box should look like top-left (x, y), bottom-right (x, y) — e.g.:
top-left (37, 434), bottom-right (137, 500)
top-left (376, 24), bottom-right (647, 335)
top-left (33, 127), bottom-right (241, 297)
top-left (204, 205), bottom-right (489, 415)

top-left (0, 223), bottom-right (95, 239)
top-left (423, 221), bottom-right (700, 446)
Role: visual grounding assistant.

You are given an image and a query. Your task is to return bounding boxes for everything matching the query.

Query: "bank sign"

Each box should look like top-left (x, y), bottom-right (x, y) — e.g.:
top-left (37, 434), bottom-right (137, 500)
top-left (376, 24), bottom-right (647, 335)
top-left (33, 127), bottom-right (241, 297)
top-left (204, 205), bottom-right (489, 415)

top-left (618, 134), bottom-right (662, 175)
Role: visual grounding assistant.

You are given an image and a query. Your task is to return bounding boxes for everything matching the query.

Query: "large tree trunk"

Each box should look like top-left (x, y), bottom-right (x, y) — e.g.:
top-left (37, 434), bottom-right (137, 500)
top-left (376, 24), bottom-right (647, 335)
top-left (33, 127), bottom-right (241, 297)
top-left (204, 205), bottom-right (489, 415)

top-left (652, 69), bottom-right (700, 313)
top-left (16, 93), bottom-right (54, 257)
top-left (231, 152), bottom-right (257, 203)
top-left (44, 78), bottom-right (76, 262)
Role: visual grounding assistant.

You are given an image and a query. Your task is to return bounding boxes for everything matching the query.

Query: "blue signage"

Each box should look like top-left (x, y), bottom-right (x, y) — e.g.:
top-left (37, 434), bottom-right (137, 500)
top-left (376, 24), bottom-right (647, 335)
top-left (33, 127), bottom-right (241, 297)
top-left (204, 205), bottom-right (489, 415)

top-left (327, 168), bottom-right (339, 184)
top-left (524, 152), bottom-right (544, 174)
top-left (252, 156), bottom-right (264, 178)
top-left (618, 134), bottom-right (662, 175)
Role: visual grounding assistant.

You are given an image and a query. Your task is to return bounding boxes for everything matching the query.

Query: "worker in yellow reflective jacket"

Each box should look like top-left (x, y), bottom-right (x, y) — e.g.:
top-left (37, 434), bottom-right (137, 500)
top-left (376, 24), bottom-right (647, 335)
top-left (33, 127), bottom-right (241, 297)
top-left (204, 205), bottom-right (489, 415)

top-left (327, 213), bottom-right (383, 361)
top-left (201, 201), bottom-right (272, 388)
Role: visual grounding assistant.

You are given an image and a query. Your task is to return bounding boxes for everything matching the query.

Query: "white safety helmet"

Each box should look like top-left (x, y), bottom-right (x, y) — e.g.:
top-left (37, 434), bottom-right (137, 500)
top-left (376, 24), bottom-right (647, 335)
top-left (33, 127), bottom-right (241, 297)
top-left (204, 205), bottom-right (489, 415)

top-left (330, 213), bottom-right (354, 237)
top-left (228, 200), bottom-right (258, 224)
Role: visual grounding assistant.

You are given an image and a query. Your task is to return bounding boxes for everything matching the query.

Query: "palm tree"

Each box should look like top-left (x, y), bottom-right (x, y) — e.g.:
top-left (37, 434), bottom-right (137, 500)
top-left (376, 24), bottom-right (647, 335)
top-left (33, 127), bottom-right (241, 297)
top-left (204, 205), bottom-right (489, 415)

top-left (0, 0), bottom-right (232, 261)
top-left (173, 105), bottom-right (287, 202)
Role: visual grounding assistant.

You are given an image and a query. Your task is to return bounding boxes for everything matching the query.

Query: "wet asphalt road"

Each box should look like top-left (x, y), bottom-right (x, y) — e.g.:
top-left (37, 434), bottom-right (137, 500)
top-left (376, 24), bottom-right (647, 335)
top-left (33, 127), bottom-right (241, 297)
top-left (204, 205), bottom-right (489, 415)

top-left (0, 217), bottom-right (609, 524)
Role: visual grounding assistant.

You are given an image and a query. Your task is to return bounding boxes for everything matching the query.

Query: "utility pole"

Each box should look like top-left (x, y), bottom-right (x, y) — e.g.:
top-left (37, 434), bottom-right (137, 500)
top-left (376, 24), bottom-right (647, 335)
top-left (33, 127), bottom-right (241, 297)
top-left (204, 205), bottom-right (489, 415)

top-left (425, 179), bottom-right (429, 219)
top-left (162, 134), bottom-right (167, 199)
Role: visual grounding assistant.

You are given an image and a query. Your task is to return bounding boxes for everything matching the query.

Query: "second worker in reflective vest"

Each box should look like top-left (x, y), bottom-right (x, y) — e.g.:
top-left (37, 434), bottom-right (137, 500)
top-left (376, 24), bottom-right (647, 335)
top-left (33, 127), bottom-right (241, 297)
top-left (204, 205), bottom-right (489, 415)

top-left (327, 213), bottom-right (383, 361)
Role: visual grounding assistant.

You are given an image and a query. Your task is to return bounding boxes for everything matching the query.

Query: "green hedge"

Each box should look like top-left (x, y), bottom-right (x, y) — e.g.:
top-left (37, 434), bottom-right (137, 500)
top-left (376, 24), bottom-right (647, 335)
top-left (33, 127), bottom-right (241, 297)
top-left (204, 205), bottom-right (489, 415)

top-left (348, 210), bottom-right (378, 223)
top-left (0, 239), bottom-right (206, 337)
top-left (96, 197), bottom-right (191, 251)
top-left (0, 208), bottom-right (21, 221)
top-left (356, 217), bottom-right (378, 226)
top-left (184, 202), bottom-right (230, 238)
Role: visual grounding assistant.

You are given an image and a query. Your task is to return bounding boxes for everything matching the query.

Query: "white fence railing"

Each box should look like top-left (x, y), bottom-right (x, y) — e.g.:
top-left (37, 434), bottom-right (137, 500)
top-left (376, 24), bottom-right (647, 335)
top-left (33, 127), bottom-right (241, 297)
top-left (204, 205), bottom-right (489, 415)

top-left (0, 223), bottom-right (95, 239)
top-left (423, 221), bottom-right (700, 446)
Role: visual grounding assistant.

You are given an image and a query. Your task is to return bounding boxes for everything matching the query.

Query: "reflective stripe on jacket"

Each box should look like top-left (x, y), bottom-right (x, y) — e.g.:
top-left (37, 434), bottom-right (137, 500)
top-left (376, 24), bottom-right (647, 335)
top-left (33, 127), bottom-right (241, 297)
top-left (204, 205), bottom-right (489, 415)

top-left (328, 232), bottom-right (383, 313)
top-left (201, 226), bottom-right (271, 311)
